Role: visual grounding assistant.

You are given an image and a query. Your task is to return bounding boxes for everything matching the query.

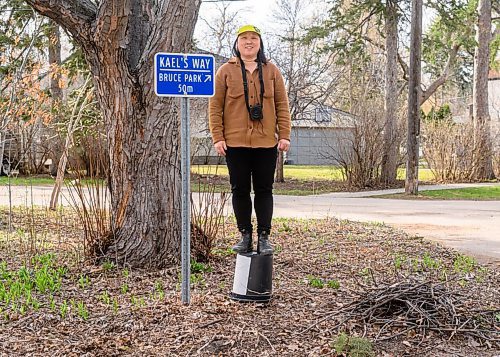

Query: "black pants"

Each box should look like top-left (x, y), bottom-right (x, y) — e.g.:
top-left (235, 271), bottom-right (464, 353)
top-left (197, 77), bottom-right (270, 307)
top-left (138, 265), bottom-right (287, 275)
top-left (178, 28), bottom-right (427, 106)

top-left (225, 146), bottom-right (278, 234)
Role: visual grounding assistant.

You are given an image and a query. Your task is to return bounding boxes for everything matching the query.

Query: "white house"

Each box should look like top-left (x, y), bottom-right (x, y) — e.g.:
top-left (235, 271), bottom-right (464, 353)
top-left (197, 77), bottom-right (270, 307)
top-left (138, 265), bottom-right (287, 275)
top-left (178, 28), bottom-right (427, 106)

top-left (286, 106), bottom-right (355, 165)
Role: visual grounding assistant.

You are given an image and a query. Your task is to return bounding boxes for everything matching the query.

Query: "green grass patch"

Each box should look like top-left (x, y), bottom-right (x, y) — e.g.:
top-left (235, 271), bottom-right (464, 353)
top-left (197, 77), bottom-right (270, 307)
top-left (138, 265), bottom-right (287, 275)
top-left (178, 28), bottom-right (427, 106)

top-left (305, 275), bottom-right (341, 289)
top-left (0, 176), bottom-right (55, 186)
top-left (191, 165), bottom-right (229, 177)
top-left (2, 166), bottom-right (436, 188)
top-left (194, 165), bottom-right (342, 179)
top-left (397, 168), bottom-right (435, 182)
top-left (280, 165), bottom-right (345, 180)
top-left (332, 333), bottom-right (374, 357)
top-left (0, 253), bottom-right (68, 318)
top-left (417, 186), bottom-right (500, 200)
top-left (0, 176), bottom-right (107, 187)
top-left (192, 165), bottom-right (436, 181)
top-left (379, 186), bottom-right (500, 200)
top-left (273, 187), bottom-right (333, 196)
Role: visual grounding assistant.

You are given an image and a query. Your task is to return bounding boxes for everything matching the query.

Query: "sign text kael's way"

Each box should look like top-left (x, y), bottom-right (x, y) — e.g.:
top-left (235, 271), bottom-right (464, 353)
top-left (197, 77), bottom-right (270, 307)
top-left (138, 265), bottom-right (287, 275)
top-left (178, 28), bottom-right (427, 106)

top-left (157, 56), bottom-right (212, 83)
top-left (158, 56), bottom-right (211, 69)
top-left (154, 53), bottom-right (215, 97)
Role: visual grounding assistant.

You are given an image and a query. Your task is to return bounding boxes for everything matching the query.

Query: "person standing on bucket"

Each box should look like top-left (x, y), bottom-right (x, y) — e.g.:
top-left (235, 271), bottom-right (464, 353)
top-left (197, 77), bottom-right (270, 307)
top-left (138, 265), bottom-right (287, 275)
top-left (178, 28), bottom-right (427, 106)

top-left (209, 25), bottom-right (292, 255)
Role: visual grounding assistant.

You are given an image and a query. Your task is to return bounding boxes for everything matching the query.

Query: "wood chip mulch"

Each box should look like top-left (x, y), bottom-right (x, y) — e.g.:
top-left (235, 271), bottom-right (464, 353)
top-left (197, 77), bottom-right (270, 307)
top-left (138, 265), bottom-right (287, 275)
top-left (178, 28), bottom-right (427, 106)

top-left (0, 208), bottom-right (499, 356)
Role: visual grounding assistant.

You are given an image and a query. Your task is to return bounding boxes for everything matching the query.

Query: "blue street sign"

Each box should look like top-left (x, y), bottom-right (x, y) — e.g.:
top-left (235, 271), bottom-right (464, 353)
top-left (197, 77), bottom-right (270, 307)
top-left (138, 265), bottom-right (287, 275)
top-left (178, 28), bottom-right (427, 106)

top-left (154, 53), bottom-right (215, 97)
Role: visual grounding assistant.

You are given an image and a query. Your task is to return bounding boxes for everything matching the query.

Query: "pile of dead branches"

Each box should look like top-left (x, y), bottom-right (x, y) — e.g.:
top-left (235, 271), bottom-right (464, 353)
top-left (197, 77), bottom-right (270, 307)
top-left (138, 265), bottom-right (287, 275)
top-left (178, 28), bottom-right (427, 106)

top-left (304, 279), bottom-right (499, 347)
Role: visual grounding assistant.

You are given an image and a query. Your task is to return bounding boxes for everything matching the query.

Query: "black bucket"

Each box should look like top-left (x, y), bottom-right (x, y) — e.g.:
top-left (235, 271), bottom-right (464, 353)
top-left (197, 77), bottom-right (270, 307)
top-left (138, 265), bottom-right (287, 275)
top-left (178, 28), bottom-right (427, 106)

top-left (230, 252), bottom-right (273, 302)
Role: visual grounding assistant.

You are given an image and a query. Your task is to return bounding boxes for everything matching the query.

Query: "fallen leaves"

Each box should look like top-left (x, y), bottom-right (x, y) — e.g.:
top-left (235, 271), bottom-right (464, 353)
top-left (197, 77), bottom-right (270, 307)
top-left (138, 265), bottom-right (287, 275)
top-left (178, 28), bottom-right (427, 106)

top-left (0, 210), bottom-right (499, 356)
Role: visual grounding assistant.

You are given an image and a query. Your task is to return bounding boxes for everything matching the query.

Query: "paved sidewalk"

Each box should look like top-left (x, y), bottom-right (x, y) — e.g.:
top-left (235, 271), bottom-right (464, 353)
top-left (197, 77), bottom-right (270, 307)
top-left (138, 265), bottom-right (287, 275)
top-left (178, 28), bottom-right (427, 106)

top-left (1, 183), bottom-right (499, 266)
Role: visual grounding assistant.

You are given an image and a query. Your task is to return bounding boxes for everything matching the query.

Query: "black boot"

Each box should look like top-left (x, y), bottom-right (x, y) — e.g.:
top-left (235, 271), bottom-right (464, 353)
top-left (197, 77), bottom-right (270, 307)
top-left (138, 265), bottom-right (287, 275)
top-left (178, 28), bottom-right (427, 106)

top-left (257, 231), bottom-right (273, 255)
top-left (232, 230), bottom-right (252, 253)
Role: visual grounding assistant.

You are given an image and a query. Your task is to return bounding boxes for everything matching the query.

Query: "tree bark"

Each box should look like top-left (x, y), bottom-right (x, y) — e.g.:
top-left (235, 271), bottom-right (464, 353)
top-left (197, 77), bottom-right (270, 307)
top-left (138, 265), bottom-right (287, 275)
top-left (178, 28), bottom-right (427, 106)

top-left (405, 0), bottom-right (422, 195)
top-left (49, 145), bottom-right (68, 209)
top-left (380, 0), bottom-right (399, 186)
top-left (275, 150), bottom-right (284, 182)
top-left (47, 20), bottom-right (64, 176)
top-left (27, 0), bottom-right (202, 268)
top-left (472, 0), bottom-right (495, 180)
top-left (48, 21), bottom-right (62, 101)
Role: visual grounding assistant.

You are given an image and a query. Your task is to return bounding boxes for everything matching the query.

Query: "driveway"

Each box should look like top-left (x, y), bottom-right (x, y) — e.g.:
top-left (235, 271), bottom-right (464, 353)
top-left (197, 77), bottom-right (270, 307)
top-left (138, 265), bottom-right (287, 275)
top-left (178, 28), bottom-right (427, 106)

top-left (1, 183), bottom-right (499, 266)
top-left (273, 183), bottom-right (500, 266)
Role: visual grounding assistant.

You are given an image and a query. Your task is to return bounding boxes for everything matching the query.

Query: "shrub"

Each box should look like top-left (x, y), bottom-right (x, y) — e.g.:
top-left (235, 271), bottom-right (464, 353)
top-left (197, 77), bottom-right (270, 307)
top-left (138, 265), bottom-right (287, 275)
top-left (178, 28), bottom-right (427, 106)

top-left (422, 115), bottom-right (475, 182)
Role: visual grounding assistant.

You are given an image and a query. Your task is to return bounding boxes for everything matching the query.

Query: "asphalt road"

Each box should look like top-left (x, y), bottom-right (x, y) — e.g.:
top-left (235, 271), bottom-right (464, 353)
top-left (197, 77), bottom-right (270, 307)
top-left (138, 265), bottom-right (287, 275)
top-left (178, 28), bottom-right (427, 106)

top-left (1, 183), bottom-right (499, 266)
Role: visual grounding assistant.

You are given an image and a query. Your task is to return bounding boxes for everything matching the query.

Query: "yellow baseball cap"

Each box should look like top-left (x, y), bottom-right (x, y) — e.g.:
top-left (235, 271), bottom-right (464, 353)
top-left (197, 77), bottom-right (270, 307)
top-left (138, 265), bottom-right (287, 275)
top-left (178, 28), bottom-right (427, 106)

top-left (237, 24), bottom-right (261, 36)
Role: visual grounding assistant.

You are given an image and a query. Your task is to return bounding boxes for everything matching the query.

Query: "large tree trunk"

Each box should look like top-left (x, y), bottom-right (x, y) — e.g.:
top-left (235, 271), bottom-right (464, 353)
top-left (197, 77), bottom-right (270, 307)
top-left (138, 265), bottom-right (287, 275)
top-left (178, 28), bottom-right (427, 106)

top-left (381, 0), bottom-right (399, 186)
top-left (472, 0), bottom-right (495, 180)
top-left (405, 0), bottom-right (422, 195)
top-left (28, 0), bottom-right (202, 268)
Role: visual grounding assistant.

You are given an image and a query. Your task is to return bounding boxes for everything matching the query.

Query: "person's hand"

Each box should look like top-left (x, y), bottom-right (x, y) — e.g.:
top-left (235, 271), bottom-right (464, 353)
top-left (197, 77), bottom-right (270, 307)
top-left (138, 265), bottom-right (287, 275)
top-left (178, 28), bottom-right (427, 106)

top-left (278, 139), bottom-right (290, 152)
top-left (214, 140), bottom-right (227, 156)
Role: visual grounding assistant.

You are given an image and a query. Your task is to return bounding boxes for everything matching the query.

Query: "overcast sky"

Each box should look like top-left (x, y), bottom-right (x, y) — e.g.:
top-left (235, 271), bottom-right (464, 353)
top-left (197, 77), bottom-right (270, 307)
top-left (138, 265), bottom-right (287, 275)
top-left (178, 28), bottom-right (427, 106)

top-left (195, 0), bottom-right (436, 52)
top-left (194, 0), bottom-right (325, 55)
top-left (198, 0), bottom-right (279, 31)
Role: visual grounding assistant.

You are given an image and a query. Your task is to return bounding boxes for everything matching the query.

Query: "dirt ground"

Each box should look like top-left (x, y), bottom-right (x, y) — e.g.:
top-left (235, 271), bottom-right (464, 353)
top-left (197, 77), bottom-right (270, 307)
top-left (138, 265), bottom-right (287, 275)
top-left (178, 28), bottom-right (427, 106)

top-left (0, 207), bottom-right (498, 356)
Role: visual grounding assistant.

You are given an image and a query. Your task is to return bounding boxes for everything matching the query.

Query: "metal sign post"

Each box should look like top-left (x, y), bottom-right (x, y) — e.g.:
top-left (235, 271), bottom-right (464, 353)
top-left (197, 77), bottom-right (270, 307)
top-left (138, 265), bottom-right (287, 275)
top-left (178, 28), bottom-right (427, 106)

top-left (154, 53), bottom-right (215, 305)
top-left (180, 97), bottom-right (190, 304)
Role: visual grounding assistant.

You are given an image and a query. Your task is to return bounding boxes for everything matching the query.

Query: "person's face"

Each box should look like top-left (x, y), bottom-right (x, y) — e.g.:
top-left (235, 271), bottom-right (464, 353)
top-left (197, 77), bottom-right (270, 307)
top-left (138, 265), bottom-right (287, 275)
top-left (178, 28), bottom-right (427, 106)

top-left (237, 31), bottom-right (261, 59)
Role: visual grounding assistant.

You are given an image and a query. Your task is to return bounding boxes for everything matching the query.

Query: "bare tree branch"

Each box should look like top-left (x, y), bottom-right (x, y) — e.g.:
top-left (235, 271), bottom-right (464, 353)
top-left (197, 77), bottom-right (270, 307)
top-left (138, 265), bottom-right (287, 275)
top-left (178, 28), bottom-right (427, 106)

top-left (420, 43), bottom-right (460, 105)
top-left (26, 0), bottom-right (97, 46)
top-left (398, 53), bottom-right (409, 81)
top-left (1, 10), bottom-right (43, 133)
top-left (198, 2), bottom-right (240, 57)
top-left (493, 23), bottom-right (500, 37)
top-left (493, 3), bottom-right (499, 13)
top-left (362, 31), bottom-right (463, 104)
top-left (362, 35), bottom-right (409, 81)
